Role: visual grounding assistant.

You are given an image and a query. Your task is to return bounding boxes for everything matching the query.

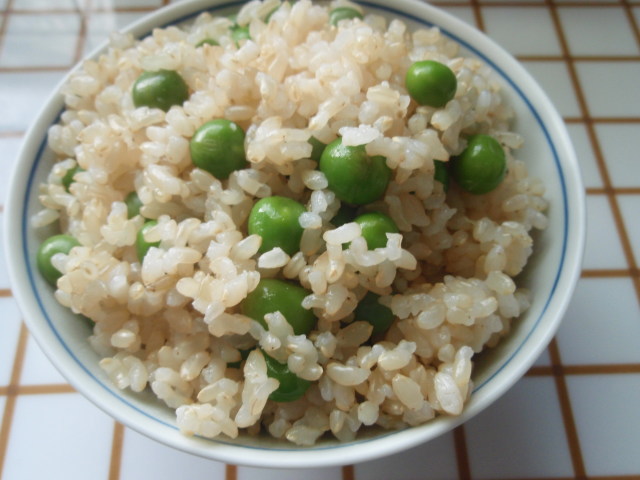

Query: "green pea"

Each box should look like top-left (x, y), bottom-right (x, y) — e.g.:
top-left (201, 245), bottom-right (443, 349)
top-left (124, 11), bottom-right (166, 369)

top-left (451, 134), bottom-right (507, 194)
top-left (124, 191), bottom-right (143, 219)
top-left (354, 291), bottom-right (394, 336)
top-left (405, 60), bottom-right (457, 108)
top-left (79, 314), bottom-right (95, 327)
top-left (231, 25), bottom-right (251, 46)
top-left (354, 211), bottom-right (399, 250)
top-left (190, 119), bottom-right (247, 180)
top-left (329, 7), bottom-right (363, 26)
top-left (434, 160), bottom-right (449, 192)
top-left (240, 278), bottom-right (316, 335)
top-left (262, 350), bottom-right (311, 402)
top-left (196, 38), bottom-right (219, 47)
top-left (136, 220), bottom-right (160, 262)
top-left (62, 165), bottom-right (84, 192)
top-left (331, 203), bottom-right (358, 227)
top-left (132, 70), bottom-right (189, 112)
top-left (319, 137), bottom-right (391, 206)
top-left (36, 234), bottom-right (80, 286)
top-left (248, 196), bottom-right (306, 256)
top-left (308, 136), bottom-right (326, 162)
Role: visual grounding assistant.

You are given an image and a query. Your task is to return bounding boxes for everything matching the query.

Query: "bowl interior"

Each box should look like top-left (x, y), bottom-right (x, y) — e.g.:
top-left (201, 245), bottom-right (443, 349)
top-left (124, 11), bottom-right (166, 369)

top-left (5, 0), bottom-right (585, 468)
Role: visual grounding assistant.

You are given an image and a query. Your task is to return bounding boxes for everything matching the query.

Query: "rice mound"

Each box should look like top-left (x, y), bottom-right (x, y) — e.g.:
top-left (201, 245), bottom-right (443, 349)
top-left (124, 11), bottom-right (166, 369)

top-left (35, 0), bottom-right (548, 446)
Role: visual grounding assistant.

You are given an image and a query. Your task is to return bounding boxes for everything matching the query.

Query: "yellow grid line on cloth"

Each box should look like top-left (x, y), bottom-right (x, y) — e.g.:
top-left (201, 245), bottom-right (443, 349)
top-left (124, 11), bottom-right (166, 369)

top-left (226, 464), bottom-right (238, 480)
top-left (453, 426), bottom-right (473, 480)
top-left (0, 323), bottom-right (29, 479)
top-left (545, 0), bottom-right (608, 477)
top-left (547, 2), bottom-right (640, 480)
top-left (342, 465), bottom-right (355, 480)
top-left (108, 422), bottom-right (125, 480)
top-left (0, 0), bottom-right (14, 62)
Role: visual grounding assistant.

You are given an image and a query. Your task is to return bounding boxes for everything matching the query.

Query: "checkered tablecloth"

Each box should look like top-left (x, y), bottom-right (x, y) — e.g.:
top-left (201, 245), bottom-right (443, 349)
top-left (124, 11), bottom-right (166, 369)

top-left (1, 0), bottom-right (639, 478)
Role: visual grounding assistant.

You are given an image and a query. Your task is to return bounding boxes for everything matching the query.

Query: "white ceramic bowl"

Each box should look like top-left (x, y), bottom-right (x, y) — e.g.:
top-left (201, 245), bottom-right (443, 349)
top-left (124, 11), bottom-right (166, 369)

top-left (4, 0), bottom-right (585, 468)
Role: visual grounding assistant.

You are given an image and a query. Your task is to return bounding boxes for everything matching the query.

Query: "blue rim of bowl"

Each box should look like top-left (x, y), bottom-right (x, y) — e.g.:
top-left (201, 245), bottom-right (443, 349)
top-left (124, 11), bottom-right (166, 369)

top-left (17, 0), bottom-right (570, 453)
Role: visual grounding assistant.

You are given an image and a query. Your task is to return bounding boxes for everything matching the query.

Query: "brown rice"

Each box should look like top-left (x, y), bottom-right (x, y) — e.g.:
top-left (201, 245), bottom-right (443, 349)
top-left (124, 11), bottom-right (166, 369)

top-left (34, 0), bottom-right (548, 446)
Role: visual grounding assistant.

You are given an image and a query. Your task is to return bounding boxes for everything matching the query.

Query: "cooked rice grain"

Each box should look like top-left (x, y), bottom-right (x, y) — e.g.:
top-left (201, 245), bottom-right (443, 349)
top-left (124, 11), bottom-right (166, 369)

top-left (36, 0), bottom-right (548, 446)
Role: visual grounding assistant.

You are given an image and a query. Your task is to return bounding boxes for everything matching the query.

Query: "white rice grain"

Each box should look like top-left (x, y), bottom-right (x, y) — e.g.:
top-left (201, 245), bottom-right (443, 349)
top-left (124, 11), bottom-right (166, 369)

top-left (258, 248), bottom-right (290, 269)
top-left (326, 362), bottom-right (370, 386)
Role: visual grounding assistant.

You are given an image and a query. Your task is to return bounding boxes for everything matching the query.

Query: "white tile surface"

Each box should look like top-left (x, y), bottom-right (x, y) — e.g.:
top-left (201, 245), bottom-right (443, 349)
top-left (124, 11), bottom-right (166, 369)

top-left (437, 6), bottom-right (477, 29)
top-left (20, 334), bottom-right (68, 385)
top-left (557, 277), bottom-right (640, 365)
top-left (0, 71), bottom-right (66, 132)
top-left (558, 7), bottom-right (639, 56)
top-left (595, 123), bottom-right (640, 188)
top-left (465, 377), bottom-right (574, 479)
top-left (239, 465), bottom-right (343, 480)
top-left (2, 393), bottom-right (114, 480)
top-left (0, 1), bottom-right (638, 478)
top-left (83, 12), bottom-right (151, 55)
top-left (565, 123), bottom-right (601, 188)
top-left (12, 0), bottom-right (82, 8)
top-left (567, 374), bottom-right (640, 476)
top-left (1, 14), bottom-right (81, 67)
top-left (575, 61), bottom-right (640, 117)
top-left (521, 61), bottom-right (582, 117)
top-left (0, 212), bottom-right (13, 289)
top-left (617, 195), bottom-right (640, 264)
top-left (355, 432), bottom-right (459, 480)
top-left (481, 7), bottom-right (562, 56)
top-left (0, 298), bottom-right (22, 386)
top-left (92, 0), bottom-right (165, 8)
top-left (532, 345), bottom-right (552, 367)
top-left (120, 427), bottom-right (227, 480)
top-left (0, 136), bottom-right (24, 203)
top-left (582, 195), bottom-right (627, 270)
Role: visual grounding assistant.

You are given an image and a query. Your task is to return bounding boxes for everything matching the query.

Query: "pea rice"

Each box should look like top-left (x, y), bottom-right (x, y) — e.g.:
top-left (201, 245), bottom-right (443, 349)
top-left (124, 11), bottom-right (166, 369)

top-left (34, 0), bottom-right (548, 446)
